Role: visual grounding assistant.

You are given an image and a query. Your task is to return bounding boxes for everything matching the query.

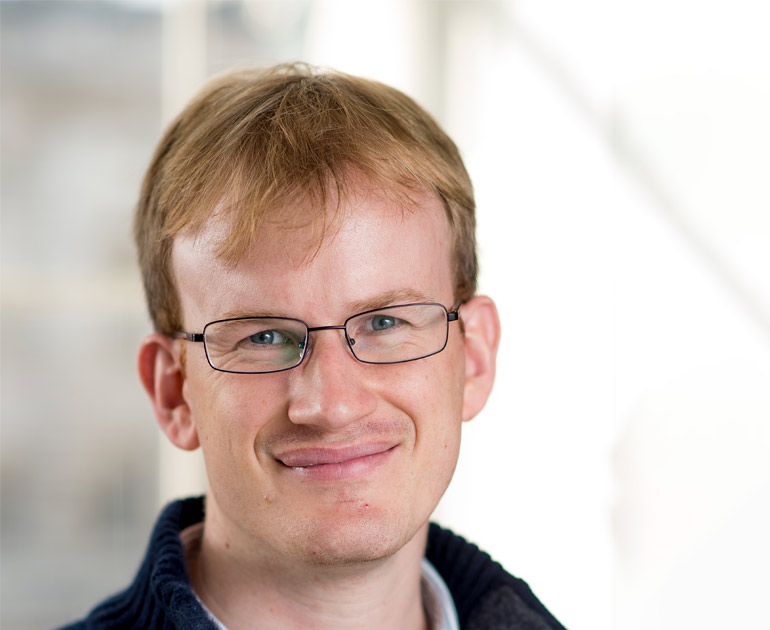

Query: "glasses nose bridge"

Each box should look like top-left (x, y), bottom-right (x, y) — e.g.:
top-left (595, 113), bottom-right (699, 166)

top-left (306, 323), bottom-right (348, 334)
top-left (302, 323), bottom-right (354, 361)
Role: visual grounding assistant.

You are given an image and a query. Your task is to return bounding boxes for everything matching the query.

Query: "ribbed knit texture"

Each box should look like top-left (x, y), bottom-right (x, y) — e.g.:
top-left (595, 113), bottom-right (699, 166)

top-left (60, 497), bottom-right (566, 630)
top-left (59, 498), bottom-right (213, 630)
top-left (426, 523), bottom-right (566, 630)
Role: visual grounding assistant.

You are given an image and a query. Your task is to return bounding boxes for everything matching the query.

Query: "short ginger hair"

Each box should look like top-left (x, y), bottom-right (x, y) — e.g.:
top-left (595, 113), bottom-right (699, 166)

top-left (135, 63), bottom-right (477, 334)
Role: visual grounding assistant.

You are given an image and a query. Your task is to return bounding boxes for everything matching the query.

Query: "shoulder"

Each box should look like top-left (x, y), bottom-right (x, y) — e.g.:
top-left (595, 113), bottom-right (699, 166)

top-left (57, 497), bottom-right (213, 630)
top-left (426, 522), bottom-right (567, 630)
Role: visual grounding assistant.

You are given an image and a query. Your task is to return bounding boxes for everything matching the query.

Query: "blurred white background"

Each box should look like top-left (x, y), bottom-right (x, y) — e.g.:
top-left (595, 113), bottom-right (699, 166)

top-left (2, 1), bottom-right (768, 628)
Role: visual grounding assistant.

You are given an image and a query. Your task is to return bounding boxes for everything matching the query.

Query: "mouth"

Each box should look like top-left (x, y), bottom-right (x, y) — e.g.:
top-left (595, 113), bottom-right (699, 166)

top-left (275, 443), bottom-right (397, 481)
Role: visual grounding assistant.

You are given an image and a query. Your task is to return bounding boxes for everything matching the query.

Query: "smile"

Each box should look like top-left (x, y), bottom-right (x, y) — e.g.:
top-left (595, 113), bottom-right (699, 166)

top-left (275, 444), bottom-right (397, 481)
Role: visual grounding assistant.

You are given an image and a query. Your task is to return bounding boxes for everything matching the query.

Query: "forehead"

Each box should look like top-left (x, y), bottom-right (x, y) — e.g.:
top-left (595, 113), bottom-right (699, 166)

top-left (171, 186), bottom-right (454, 325)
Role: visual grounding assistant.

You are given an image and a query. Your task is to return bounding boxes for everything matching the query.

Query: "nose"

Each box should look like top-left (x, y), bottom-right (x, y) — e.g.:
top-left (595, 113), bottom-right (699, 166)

top-left (286, 328), bottom-right (378, 430)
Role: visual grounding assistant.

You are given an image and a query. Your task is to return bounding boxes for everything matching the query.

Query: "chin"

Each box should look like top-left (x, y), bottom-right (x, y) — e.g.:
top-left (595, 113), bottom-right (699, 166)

top-left (289, 507), bottom-right (420, 568)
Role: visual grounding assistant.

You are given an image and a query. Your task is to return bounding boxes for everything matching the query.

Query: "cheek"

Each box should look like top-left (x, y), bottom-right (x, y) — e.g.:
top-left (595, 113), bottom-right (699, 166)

top-left (387, 347), bottom-right (466, 442)
top-left (187, 375), bottom-right (290, 500)
top-left (187, 369), bottom-right (287, 452)
top-left (395, 357), bottom-right (465, 507)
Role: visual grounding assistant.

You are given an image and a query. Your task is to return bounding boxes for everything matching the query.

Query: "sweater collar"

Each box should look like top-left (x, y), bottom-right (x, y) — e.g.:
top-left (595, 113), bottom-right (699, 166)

top-left (141, 498), bottom-right (502, 629)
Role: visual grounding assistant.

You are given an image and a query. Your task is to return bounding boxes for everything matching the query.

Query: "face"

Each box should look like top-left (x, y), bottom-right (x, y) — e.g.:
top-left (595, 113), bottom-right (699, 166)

top-left (171, 187), bottom-right (471, 569)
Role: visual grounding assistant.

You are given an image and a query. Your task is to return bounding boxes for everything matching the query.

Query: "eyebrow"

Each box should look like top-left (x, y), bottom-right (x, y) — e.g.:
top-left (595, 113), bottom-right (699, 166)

top-left (218, 308), bottom-right (294, 321)
top-left (217, 289), bottom-right (435, 322)
top-left (347, 289), bottom-right (434, 314)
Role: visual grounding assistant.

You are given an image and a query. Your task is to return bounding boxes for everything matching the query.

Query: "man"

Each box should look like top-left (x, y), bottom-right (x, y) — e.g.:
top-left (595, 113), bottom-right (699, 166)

top-left (63, 64), bottom-right (565, 629)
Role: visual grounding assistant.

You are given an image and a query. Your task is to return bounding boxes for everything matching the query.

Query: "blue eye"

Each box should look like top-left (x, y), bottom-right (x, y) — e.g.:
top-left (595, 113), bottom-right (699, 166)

top-left (371, 315), bottom-right (397, 331)
top-left (249, 330), bottom-right (287, 345)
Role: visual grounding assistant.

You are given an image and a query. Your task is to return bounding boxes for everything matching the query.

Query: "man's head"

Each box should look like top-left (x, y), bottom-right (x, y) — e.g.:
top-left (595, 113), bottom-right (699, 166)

top-left (135, 63), bottom-right (477, 336)
top-left (135, 64), bottom-right (500, 570)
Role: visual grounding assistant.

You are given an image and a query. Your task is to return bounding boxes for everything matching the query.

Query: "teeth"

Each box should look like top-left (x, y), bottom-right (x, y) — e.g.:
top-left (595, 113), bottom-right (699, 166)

top-left (287, 458), bottom-right (347, 468)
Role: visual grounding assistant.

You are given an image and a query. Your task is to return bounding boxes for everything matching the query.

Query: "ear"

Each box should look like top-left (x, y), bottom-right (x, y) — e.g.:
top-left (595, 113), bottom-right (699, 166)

top-left (460, 296), bottom-right (501, 422)
top-left (137, 333), bottom-right (199, 451)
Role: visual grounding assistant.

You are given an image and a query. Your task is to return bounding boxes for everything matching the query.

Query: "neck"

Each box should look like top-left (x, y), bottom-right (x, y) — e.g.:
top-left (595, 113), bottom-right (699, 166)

top-left (186, 514), bottom-right (430, 630)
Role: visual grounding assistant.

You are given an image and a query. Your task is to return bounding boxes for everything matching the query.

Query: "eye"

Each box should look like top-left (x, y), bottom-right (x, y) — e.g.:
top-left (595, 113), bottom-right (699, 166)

top-left (248, 330), bottom-right (289, 345)
top-left (370, 315), bottom-right (399, 331)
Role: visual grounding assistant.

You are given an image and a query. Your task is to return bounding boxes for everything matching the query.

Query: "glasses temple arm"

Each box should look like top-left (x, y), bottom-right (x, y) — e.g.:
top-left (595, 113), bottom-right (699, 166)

top-left (173, 331), bottom-right (205, 342)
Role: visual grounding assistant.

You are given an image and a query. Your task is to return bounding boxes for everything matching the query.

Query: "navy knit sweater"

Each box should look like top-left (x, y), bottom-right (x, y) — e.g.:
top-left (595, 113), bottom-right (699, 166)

top-left (61, 497), bottom-right (566, 629)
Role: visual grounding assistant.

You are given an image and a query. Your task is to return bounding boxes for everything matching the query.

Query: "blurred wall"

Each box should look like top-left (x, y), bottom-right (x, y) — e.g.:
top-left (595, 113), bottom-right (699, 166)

top-left (2, 1), bottom-right (768, 629)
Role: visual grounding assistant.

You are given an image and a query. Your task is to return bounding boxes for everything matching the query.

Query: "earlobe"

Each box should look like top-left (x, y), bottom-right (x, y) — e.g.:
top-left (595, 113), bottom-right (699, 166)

top-left (137, 333), bottom-right (199, 451)
top-left (459, 296), bottom-right (501, 422)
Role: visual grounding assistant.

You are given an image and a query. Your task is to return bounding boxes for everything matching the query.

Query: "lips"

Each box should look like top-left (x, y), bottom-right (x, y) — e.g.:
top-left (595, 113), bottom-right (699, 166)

top-left (274, 443), bottom-right (397, 481)
top-left (277, 443), bottom-right (394, 467)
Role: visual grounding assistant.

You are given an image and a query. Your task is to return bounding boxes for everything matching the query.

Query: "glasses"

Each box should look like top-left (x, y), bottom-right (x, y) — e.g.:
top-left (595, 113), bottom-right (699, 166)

top-left (174, 302), bottom-right (460, 374)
